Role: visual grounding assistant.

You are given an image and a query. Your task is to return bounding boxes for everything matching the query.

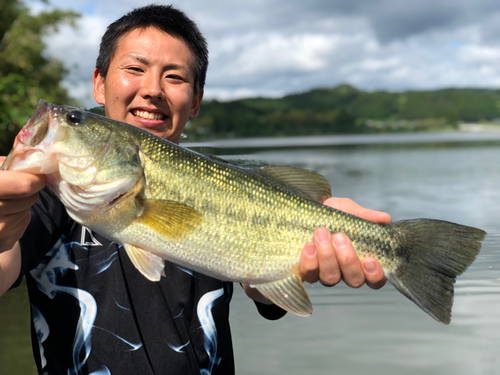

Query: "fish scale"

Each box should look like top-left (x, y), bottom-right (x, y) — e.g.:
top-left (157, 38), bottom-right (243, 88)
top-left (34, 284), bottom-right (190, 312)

top-left (131, 138), bottom-right (409, 280)
top-left (1, 99), bottom-right (486, 324)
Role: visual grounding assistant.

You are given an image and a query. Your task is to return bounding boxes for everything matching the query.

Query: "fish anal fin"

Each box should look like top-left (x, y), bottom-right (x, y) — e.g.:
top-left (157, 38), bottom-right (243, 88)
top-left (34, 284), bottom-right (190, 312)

top-left (253, 273), bottom-right (313, 317)
top-left (137, 199), bottom-right (203, 241)
top-left (258, 166), bottom-right (332, 203)
top-left (123, 243), bottom-right (165, 281)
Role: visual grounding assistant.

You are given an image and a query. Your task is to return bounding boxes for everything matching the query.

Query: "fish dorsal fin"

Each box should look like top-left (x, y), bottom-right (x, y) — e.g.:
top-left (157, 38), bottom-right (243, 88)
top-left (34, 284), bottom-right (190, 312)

top-left (206, 154), bottom-right (233, 164)
top-left (252, 273), bottom-right (313, 317)
top-left (137, 199), bottom-right (203, 241)
top-left (123, 243), bottom-right (165, 281)
top-left (258, 166), bottom-right (332, 203)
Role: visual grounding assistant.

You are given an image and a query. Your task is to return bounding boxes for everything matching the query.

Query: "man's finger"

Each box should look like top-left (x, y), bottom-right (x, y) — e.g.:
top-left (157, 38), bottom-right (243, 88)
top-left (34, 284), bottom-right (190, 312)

top-left (332, 233), bottom-right (365, 288)
top-left (362, 257), bottom-right (387, 289)
top-left (323, 197), bottom-right (391, 223)
top-left (0, 194), bottom-right (39, 216)
top-left (299, 242), bottom-right (319, 284)
top-left (0, 171), bottom-right (46, 199)
top-left (314, 227), bottom-right (341, 287)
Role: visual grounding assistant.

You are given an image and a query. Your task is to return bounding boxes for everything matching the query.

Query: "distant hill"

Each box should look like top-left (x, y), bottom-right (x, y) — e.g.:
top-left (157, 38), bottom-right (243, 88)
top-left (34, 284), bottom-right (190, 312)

top-left (186, 85), bottom-right (500, 140)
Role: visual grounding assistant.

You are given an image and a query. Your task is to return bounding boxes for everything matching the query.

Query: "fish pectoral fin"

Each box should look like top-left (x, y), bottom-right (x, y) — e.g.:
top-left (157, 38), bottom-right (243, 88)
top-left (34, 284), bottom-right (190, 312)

top-left (123, 243), bottom-right (165, 281)
top-left (137, 199), bottom-right (203, 241)
top-left (257, 166), bottom-right (332, 203)
top-left (252, 273), bottom-right (313, 317)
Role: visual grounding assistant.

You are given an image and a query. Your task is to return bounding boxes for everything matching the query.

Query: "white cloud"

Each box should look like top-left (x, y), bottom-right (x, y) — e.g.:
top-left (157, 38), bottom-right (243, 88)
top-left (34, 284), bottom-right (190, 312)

top-left (459, 45), bottom-right (500, 63)
top-left (203, 87), bottom-right (285, 102)
top-left (41, 13), bottom-right (109, 107)
top-left (211, 32), bottom-right (338, 76)
top-left (28, 0), bottom-right (500, 105)
top-left (343, 57), bottom-right (402, 73)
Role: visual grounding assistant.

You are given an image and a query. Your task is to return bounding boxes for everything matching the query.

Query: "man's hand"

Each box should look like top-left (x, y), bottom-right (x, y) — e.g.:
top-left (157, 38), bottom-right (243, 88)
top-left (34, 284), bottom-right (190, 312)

top-left (299, 197), bottom-right (391, 290)
top-left (0, 156), bottom-right (46, 295)
top-left (0, 156), bottom-right (46, 252)
top-left (243, 197), bottom-right (391, 305)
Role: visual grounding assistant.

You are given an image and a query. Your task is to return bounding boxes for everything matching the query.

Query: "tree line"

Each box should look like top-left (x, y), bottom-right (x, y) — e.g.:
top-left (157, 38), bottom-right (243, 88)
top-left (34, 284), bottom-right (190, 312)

top-left (185, 85), bottom-right (500, 140)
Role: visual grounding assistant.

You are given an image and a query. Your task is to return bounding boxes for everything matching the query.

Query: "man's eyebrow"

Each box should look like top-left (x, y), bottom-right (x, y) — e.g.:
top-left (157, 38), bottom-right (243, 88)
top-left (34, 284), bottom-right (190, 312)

top-left (124, 54), bottom-right (189, 71)
top-left (164, 63), bottom-right (189, 71)
top-left (131, 54), bottom-right (149, 65)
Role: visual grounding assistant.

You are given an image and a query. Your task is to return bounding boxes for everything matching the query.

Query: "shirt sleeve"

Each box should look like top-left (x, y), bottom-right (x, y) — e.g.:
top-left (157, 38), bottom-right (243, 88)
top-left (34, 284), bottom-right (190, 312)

top-left (12, 187), bottom-right (71, 288)
top-left (254, 301), bottom-right (287, 320)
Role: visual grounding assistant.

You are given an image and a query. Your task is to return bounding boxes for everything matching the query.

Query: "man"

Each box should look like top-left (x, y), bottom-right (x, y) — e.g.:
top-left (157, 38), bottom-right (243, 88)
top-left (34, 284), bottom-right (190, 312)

top-left (0, 4), bottom-right (389, 374)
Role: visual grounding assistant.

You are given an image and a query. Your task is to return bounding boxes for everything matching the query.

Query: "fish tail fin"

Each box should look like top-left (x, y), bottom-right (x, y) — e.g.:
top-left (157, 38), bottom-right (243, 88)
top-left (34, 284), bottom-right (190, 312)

top-left (387, 219), bottom-right (486, 324)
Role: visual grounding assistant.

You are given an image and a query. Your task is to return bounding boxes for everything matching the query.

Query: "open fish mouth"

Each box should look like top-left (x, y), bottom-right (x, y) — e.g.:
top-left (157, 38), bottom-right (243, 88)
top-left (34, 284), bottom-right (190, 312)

top-left (0, 148), bottom-right (54, 174)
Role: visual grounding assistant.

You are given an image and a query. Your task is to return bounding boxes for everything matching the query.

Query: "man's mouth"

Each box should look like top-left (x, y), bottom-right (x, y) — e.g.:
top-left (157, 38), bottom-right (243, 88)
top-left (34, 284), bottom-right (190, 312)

top-left (133, 109), bottom-right (165, 121)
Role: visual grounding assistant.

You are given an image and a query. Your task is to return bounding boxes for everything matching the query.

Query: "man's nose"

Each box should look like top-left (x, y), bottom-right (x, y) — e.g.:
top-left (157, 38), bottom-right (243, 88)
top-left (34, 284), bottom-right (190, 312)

top-left (141, 72), bottom-right (165, 100)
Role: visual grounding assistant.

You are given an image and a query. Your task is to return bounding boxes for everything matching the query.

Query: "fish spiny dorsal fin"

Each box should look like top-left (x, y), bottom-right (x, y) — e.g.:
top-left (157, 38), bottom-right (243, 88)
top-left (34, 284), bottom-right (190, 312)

top-left (257, 166), bottom-right (332, 203)
top-left (206, 154), bottom-right (234, 164)
top-left (123, 243), bottom-right (165, 281)
top-left (252, 272), bottom-right (313, 317)
top-left (137, 199), bottom-right (203, 241)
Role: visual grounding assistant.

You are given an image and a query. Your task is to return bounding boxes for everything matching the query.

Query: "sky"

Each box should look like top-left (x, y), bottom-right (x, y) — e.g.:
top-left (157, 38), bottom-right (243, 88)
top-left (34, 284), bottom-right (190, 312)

top-left (27, 0), bottom-right (500, 108)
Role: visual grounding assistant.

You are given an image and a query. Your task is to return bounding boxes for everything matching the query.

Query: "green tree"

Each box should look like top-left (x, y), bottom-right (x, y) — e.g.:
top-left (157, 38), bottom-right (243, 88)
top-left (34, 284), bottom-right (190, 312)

top-left (0, 0), bottom-right (80, 155)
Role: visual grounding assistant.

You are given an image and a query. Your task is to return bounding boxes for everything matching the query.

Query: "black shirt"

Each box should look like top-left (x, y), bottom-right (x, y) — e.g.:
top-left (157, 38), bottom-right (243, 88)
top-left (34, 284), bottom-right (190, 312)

top-left (16, 187), bottom-right (284, 375)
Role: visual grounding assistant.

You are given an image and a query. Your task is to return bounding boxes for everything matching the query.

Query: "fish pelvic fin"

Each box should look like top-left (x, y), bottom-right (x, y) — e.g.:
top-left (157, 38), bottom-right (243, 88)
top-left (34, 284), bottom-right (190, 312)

top-left (137, 199), bottom-right (203, 241)
top-left (387, 219), bottom-right (486, 324)
top-left (123, 243), bottom-right (165, 281)
top-left (252, 273), bottom-right (313, 317)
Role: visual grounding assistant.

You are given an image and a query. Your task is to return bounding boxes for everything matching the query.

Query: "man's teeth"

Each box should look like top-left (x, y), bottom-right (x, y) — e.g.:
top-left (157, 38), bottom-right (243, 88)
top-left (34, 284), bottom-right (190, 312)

top-left (134, 110), bottom-right (164, 120)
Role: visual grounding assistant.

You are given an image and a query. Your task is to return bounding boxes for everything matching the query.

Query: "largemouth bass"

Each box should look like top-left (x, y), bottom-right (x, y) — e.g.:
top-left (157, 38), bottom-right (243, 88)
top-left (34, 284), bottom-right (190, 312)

top-left (1, 100), bottom-right (486, 324)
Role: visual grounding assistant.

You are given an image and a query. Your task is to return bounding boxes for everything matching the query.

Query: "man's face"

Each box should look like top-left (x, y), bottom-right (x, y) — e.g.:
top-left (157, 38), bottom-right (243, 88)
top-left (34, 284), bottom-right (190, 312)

top-left (93, 27), bottom-right (203, 143)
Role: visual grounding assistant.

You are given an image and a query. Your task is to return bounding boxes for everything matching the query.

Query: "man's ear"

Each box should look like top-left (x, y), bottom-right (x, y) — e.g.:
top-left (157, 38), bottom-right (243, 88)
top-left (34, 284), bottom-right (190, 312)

top-left (189, 89), bottom-right (204, 119)
top-left (93, 68), bottom-right (106, 105)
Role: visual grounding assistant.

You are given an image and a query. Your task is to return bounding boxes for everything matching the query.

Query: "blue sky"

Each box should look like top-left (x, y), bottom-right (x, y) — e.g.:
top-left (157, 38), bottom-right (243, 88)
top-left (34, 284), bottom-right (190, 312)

top-left (28, 0), bottom-right (500, 107)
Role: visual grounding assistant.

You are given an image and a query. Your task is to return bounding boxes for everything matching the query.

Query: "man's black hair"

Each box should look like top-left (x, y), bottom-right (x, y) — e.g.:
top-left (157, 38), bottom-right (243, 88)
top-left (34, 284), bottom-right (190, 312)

top-left (95, 4), bottom-right (208, 94)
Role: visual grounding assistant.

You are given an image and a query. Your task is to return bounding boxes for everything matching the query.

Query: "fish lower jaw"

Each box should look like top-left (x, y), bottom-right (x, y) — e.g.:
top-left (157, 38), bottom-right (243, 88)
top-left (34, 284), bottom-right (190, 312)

top-left (2, 149), bottom-right (57, 174)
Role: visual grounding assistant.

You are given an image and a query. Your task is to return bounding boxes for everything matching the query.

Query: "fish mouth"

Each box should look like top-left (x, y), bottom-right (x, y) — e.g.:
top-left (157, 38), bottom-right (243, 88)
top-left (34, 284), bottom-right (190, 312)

top-left (19, 102), bottom-right (50, 147)
top-left (1, 99), bottom-right (59, 173)
top-left (1, 149), bottom-right (47, 173)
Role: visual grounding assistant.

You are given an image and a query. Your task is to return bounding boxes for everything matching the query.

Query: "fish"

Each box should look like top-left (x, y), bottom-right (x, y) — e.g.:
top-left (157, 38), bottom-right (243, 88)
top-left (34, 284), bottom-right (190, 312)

top-left (1, 99), bottom-right (486, 324)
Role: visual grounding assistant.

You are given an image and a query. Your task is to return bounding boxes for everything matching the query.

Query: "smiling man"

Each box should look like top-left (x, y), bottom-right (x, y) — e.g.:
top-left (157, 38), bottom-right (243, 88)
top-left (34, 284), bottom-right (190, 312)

top-left (0, 4), bottom-right (388, 375)
top-left (93, 27), bottom-right (202, 143)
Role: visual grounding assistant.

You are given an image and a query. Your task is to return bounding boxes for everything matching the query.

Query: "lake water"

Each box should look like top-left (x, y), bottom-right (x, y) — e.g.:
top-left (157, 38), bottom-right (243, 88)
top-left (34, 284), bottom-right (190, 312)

top-left (2, 132), bottom-right (500, 374)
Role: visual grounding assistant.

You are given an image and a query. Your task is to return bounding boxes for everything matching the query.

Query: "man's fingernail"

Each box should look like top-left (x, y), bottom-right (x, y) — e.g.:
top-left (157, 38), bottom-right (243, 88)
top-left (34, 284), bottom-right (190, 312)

top-left (304, 242), bottom-right (316, 257)
top-left (364, 259), bottom-right (377, 274)
top-left (332, 233), bottom-right (347, 249)
top-left (316, 227), bottom-right (330, 243)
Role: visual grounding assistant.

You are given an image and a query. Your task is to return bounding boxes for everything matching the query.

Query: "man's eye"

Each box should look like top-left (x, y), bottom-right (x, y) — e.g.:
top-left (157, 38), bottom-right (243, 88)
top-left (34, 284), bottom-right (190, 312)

top-left (166, 74), bottom-right (183, 81)
top-left (128, 67), bottom-right (143, 72)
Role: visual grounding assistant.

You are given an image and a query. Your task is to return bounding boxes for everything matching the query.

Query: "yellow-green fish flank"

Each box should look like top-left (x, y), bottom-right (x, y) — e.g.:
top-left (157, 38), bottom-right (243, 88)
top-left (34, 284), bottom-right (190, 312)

top-left (2, 100), bottom-right (486, 324)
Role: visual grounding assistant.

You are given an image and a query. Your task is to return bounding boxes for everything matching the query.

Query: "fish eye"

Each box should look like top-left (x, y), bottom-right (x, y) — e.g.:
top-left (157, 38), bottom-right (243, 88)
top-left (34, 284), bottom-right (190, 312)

top-left (67, 110), bottom-right (84, 125)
